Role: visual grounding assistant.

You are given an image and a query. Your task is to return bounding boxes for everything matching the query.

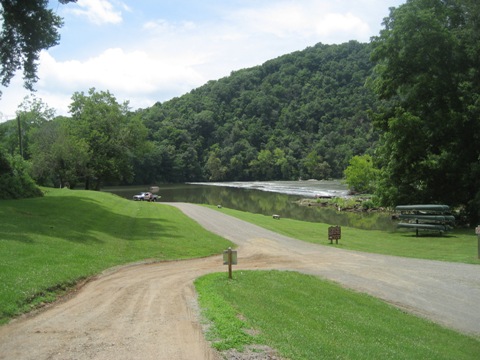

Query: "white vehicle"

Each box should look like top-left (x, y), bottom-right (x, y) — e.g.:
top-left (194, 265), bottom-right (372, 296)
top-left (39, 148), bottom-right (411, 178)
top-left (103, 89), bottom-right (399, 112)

top-left (133, 192), bottom-right (159, 201)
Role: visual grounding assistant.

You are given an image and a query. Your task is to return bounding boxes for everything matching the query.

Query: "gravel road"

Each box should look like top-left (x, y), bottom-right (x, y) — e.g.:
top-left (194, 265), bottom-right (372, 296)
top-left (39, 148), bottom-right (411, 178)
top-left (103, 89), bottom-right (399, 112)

top-left (0, 203), bottom-right (479, 360)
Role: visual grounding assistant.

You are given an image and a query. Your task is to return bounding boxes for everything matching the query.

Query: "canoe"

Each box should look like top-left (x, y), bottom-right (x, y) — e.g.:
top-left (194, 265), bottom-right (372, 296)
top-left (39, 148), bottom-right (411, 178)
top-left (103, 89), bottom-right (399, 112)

top-left (397, 223), bottom-right (451, 231)
top-left (398, 214), bottom-right (455, 222)
top-left (395, 204), bottom-right (450, 212)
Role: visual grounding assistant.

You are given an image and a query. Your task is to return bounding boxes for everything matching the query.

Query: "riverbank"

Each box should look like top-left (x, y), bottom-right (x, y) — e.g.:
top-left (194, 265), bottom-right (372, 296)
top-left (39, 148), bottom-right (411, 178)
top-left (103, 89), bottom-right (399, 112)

top-left (296, 196), bottom-right (388, 213)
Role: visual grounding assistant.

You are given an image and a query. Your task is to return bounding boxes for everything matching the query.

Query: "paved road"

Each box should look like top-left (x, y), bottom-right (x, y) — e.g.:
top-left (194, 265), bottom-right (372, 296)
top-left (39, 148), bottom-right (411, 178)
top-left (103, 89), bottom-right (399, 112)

top-left (172, 203), bottom-right (480, 337)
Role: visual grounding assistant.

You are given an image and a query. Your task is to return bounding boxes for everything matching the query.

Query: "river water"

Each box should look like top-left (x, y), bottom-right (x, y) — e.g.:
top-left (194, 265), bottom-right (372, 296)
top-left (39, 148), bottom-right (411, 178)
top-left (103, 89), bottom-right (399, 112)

top-left (104, 180), bottom-right (396, 231)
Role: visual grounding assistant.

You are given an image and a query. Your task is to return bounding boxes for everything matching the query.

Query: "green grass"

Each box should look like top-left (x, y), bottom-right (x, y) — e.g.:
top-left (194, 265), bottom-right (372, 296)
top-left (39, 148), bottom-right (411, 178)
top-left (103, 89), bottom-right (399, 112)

top-left (195, 271), bottom-right (480, 359)
top-left (0, 188), bottom-right (233, 323)
top-left (207, 206), bottom-right (480, 264)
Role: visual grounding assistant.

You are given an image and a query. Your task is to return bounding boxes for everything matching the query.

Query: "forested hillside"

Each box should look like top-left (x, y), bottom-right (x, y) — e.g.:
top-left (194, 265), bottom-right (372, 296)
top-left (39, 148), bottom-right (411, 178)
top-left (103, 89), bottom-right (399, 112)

top-left (134, 40), bottom-right (379, 183)
top-left (0, 40), bottom-right (380, 188)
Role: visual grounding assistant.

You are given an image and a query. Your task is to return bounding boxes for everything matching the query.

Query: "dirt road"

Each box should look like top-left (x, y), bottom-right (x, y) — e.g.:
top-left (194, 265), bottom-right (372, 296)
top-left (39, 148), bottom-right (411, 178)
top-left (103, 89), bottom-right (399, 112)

top-left (1, 203), bottom-right (479, 360)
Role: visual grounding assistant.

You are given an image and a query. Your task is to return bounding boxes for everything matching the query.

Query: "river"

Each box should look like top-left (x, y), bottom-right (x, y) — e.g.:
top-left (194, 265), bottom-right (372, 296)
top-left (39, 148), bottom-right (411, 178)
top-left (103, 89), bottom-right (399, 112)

top-left (104, 180), bottom-right (396, 231)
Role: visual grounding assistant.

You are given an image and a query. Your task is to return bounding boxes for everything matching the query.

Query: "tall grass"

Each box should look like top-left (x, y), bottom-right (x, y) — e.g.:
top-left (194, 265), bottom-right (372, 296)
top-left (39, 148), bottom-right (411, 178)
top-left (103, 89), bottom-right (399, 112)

top-left (0, 188), bottom-right (233, 323)
top-left (208, 206), bottom-right (480, 264)
top-left (196, 271), bottom-right (480, 359)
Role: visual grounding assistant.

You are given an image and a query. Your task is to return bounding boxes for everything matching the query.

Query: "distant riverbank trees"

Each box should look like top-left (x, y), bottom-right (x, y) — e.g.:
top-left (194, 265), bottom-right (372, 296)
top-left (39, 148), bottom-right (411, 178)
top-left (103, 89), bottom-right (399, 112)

top-left (1, 89), bottom-right (148, 190)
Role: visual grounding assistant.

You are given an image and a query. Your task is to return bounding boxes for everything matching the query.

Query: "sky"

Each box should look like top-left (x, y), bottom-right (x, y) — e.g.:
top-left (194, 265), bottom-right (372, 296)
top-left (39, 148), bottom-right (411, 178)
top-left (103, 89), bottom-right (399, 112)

top-left (0, 0), bottom-right (406, 122)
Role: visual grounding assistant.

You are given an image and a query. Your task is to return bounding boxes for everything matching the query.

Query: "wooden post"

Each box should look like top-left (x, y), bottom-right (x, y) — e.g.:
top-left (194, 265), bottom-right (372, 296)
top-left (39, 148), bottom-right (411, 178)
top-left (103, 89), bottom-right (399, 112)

top-left (223, 247), bottom-right (237, 279)
top-left (228, 247), bottom-right (233, 279)
top-left (476, 226), bottom-right (480, 259)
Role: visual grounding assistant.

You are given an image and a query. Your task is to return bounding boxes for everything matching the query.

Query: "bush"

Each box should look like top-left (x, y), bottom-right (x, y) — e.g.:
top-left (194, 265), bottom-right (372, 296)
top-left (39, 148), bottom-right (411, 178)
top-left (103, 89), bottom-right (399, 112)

top-left (0, 152), bottom-right (43, 200)
top-left (344, 155), bottom-right (378, 194)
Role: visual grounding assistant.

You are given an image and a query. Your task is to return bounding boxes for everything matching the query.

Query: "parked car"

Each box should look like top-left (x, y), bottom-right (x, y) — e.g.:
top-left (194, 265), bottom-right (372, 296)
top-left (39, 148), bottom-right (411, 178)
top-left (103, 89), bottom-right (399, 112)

top-left (133, 192), bottom-right (159, 202)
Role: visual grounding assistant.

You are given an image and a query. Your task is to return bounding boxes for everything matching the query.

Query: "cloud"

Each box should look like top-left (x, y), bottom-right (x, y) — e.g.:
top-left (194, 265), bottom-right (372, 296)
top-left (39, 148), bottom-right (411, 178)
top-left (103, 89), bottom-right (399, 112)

top-left (35, 48), bottom-right (206, 112)
top-left (70, 0), bottom-right (123, 25)
top-left (39, 48), bottom-right (205, 91)
top-left (143, 19), bottom-right (197, 33)
top-left (226, 2), bottom-right (371, 41)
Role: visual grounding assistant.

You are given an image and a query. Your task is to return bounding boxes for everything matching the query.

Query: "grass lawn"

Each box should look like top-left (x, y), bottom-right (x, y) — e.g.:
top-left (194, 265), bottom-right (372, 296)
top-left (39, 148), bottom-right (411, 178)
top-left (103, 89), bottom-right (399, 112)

top-left (0, 188), bottom-right (233, 323)
top-left (207, 205), bottom-right (480, 264)
top-left (195, 271), bottom-right (480, 359)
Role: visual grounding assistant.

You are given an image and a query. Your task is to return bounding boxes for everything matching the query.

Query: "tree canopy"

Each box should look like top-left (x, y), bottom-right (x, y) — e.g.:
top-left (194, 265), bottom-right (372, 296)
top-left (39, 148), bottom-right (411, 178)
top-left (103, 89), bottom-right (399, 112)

top-left (370, 0), bottom-right (480, 223)
top-left (69, 88), bottom-right (148, 190)
top-left (344, 155), bottom-right (378, 194)
top-left (0, 0), bottom-right (76, 96)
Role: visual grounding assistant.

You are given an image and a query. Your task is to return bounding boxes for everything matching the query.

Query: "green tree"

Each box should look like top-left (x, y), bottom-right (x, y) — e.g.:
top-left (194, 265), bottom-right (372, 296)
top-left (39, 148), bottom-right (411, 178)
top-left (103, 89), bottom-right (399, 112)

top-left (29, 117), bottom-right (88, 188)
top-left (0, 96), bottom-right (55, 157)
top-left (0, 0), bottom-right (76, 96)
top-left (0, 151), bottom-right (42, 199)
top-left (205, 145), bottom-right (227, 181)
top-left (344, 155), bottom-right (378, 194)
top-left (16, 95), bottom-right (56, 159)
top-left (69, 88), bottom-right (147, 189)
top-left (302, 150), bottom-right (331, 180)
top-left (370, 0), bottom-right (480, 222)
top-left (249, 149), bottom-right (274, 180)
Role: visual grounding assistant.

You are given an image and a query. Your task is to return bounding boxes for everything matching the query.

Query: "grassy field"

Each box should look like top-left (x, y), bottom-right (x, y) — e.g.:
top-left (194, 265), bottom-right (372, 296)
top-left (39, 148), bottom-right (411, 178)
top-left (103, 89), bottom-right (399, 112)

top-left (207, 205), bottom-right (480, 264)
top-left (195, 271), bottom-right (480, 359)
top-left (0, 188), bottom-right (233, 323)
top-left (2, 190), bottom-right (479, 359)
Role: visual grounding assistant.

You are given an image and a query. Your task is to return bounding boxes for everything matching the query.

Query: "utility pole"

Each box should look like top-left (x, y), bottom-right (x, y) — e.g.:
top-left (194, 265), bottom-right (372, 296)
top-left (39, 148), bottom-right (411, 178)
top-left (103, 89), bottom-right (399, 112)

top-left (17, 114), bottom-right (23, 158)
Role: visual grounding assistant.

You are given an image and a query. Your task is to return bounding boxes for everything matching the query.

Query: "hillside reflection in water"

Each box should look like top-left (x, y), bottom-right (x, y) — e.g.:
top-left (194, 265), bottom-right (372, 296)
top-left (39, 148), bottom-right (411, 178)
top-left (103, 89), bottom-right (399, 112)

top-left (105, 182), bottom-right (396, 231)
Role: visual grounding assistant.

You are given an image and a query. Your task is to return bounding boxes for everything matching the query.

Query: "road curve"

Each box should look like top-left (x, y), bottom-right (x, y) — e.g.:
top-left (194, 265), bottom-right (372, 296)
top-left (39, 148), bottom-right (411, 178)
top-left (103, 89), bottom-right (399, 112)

top-left (171, 203), bottom-right (480, 337)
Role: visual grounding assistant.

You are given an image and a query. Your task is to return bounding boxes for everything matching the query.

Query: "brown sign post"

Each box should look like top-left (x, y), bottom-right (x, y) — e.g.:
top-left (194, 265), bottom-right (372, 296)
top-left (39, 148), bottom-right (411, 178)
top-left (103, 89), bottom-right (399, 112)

top-left (476, 226), bottom-right (480, 259)
top-left (328, 226), bottom-right (341, 244)
top-left (223, 247), bottom-right (237, 279)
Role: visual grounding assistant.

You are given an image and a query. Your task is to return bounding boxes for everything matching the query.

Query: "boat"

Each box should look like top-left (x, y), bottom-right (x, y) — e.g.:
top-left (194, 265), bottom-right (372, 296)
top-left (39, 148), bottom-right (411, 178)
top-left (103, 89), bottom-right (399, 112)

top-left (398, 214), bottom-right (455, 222)
top-left (397, 223), bottom-right (452, 231)
top-left (395, 204), bottom-right (450, 212)
top-left (395, 204), bottom-right (453, 236)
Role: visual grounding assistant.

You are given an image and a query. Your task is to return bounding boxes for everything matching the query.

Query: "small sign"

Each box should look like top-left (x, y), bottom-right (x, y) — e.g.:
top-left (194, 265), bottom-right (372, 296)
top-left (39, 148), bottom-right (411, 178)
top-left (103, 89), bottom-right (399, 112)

top-left (476, 226), bottom-right (480, 235)
top-left (328, 226), bottom-right (341, 244)
top-left (223, 249), bottom-right (237, 265)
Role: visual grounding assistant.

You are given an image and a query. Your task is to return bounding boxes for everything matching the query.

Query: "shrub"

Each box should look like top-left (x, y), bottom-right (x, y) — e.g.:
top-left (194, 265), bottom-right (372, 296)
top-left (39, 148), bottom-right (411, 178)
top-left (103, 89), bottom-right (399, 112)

top-left (0, 152), bottom-right (43, 200)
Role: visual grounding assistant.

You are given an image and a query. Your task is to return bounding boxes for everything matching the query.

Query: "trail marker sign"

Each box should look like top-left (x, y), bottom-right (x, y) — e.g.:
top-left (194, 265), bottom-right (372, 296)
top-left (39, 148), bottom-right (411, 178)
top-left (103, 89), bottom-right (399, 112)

top-left (223, 247), bottom-right (237, 279)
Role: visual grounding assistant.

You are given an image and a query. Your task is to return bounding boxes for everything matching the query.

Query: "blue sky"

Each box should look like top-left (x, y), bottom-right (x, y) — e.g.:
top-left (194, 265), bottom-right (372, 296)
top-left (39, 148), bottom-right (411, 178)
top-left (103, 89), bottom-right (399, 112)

top-left (0, 0), bottom-right (405, 121)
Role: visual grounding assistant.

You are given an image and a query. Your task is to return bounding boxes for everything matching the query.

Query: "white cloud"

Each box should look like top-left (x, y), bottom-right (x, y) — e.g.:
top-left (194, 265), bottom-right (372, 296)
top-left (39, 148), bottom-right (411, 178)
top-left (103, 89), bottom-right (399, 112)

top-left (70, 0), bottom-right (123, 25)
top-left (315, 13), bottom-right (370, 38)
top-left (227, 2), bottom-right (370, 41)
top-left (39, 48), bottom-right (205, 91)
top-left (34, 48), bottom-right (206, 113)
top-left (143, 19), bottom-right (197, 33)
